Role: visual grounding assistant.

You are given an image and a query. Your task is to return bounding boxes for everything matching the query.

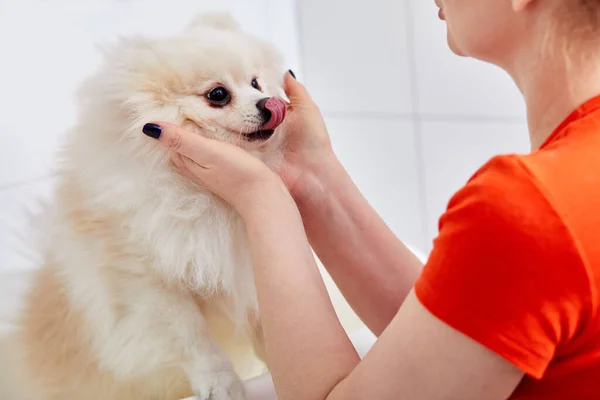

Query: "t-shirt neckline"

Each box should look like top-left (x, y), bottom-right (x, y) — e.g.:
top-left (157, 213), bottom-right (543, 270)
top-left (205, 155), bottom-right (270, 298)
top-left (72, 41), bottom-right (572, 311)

top-left (540, 94), bottom-right (600, 149)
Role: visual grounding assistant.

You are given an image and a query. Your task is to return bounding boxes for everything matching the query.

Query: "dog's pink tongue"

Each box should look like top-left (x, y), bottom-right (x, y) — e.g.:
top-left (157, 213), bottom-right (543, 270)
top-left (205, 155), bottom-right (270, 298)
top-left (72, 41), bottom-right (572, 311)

top-left (262, 97), bottom-right (287, 131)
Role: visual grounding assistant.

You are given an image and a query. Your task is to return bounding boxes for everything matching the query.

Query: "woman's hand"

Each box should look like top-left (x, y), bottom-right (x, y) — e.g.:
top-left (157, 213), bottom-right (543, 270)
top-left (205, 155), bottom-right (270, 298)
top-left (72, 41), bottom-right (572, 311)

top-left (277, 72), bottom-right (338, 201)
top-left (141, 121), bottom-right (291, 219)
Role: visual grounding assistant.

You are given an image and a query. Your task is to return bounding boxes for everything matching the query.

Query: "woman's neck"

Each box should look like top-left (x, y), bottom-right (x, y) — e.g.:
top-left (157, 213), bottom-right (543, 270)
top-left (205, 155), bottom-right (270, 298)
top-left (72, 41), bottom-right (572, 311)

top-left (507, 51), bottom-right (600, 150)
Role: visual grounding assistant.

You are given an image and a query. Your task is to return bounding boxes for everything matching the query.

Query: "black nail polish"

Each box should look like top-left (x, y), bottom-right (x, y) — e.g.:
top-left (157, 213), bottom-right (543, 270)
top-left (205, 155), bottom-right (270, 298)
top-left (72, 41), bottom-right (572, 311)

top-left (288, 69), bottom-right (296, 79)
top-left (142, 123), bottom-right (162, 139)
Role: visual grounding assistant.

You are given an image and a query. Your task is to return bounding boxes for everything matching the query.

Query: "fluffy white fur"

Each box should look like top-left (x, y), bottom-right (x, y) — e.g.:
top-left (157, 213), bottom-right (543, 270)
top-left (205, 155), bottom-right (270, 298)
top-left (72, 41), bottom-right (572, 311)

top-left (0, 12), bottom-right (287, 400)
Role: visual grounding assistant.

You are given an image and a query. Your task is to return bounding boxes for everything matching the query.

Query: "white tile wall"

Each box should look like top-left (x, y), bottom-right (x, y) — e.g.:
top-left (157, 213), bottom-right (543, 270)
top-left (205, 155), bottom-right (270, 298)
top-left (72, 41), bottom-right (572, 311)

top-left (326, 117), bottom-right (424, 248)
top-left (297, 0), bottom-right (413, 115)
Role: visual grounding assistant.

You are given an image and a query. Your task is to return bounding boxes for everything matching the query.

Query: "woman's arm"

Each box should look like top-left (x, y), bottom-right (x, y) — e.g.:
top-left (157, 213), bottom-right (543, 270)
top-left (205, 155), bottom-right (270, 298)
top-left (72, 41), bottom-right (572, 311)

top-left (295, 154), bottom-right (423, 335)
top-left (243, 185), bottom-right (362, 399)
top-left (280, 74), bottom-right (422, 334)
top-left (147, 123), bottom-right (524, 400)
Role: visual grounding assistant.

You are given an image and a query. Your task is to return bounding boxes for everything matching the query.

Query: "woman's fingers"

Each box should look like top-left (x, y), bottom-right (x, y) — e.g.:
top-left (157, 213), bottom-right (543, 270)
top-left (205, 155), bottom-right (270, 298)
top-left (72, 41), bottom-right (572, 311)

top-left (179, 154), bottom-right (210, 178)
top-left (283, 71), bottom-right (313, 109)
top-left (143, 122), bottom-right (219, 168)
top-left (171, 154), bottom-right (201, 182)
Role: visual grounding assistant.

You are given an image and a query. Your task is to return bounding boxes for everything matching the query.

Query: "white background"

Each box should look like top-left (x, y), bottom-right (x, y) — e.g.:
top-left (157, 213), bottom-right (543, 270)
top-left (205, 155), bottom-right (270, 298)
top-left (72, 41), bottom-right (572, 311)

top-left (0, 0), bottom-right (531, 331)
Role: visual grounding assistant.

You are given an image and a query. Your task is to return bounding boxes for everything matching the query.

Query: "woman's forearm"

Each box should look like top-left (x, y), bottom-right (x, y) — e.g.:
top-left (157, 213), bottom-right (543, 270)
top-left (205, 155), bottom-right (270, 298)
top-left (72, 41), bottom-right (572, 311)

top-left (294, 155), bottom-right (423, 335)
top-left (244, 185), bottom-right (360, 400)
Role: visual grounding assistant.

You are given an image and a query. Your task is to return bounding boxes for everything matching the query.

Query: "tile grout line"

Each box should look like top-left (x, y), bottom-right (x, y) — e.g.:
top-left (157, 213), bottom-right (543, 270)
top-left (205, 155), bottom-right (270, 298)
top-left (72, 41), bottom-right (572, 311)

top-left (322, 111), bottom-right (526, 124)
top-left (403, 0), bottom-right (431, 253)
top-left (419, 114), bottom-right (526, 123)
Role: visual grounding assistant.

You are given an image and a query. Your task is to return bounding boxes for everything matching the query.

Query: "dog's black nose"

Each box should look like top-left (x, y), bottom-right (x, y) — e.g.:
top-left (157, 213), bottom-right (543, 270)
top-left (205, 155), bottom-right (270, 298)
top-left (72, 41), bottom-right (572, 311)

top-left (256, 98), bottom-right (272, 123)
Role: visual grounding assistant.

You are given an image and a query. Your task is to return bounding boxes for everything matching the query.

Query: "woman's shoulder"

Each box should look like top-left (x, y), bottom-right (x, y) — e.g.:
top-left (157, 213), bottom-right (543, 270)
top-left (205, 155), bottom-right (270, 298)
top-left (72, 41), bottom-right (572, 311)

top-left (437, 152), bottom-right (593, 307)
top-left (418, 153), bottom-right (597, 379)
top-left (453, 150), bottom-right (600, 267)
top-left (444, 154), bottom-right (554, 230)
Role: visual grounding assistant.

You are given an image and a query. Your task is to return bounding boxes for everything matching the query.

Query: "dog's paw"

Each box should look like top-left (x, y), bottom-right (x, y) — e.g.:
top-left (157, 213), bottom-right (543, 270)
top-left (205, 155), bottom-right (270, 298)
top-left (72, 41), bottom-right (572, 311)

top-left (192, 369), bottom-right (246, 400)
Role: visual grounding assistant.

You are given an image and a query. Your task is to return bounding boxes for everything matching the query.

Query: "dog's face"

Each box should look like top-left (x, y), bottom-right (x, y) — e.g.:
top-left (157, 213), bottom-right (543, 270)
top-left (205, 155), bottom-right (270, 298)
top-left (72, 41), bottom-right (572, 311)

top-left (168, 18), bottom-right (288, 147)
top-left (89, 13), bottom-right (287, 157)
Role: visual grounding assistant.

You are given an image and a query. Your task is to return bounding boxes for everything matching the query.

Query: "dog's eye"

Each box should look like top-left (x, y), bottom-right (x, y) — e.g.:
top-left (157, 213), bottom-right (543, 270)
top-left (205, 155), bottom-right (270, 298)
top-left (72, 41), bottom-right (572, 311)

top-left (251, 78), bottom-right (261, 91)
top-left (206, 87), bottom-right (231, 106)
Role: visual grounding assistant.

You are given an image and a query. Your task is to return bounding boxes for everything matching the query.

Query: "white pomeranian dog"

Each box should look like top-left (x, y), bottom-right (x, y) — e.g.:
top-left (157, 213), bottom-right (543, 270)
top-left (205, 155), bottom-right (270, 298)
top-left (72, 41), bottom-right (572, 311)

top-left (0, 12), bottom-right (289, 400)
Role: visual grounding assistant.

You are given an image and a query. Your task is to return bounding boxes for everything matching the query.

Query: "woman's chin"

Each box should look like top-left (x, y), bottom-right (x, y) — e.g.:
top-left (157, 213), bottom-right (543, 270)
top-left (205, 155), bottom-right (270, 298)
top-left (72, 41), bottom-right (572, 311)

top-left (447, 34), bottom-right (467, 57)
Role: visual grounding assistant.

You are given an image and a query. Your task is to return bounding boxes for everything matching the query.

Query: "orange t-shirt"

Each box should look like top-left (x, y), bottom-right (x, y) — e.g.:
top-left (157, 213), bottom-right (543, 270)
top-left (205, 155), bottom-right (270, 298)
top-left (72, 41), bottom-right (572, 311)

top-left (415, 95), bottom-right (600, 399)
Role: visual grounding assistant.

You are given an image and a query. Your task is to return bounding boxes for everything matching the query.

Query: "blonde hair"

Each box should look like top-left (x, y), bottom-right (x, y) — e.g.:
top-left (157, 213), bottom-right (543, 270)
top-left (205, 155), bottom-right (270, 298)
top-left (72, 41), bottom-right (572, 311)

top-left (547, 0), bottom-right (600, 105)
top-left (541, 0), bottom-right (600, 58)
top-left (576, 0), bottom-right (600, 27)
top-left (563, 0), bottom-right (600, 40)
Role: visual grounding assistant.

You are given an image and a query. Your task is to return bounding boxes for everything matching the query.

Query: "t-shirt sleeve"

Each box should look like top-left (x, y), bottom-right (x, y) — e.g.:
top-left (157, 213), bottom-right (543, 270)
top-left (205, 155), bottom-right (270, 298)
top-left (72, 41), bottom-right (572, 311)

top-left (414, 155), bottom-right (592, 379)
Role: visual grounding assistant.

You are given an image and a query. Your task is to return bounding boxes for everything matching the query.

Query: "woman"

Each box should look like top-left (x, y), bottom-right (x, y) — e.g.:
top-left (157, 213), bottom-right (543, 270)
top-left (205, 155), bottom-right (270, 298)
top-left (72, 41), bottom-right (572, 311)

top-left (143, 0), bottom-right (600, 398)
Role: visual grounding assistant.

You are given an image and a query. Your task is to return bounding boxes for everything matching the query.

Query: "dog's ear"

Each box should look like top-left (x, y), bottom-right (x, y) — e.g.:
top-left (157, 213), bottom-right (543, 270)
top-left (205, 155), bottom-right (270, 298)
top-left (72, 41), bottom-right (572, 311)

top-left (185, 12), bottom-right (240, 33)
